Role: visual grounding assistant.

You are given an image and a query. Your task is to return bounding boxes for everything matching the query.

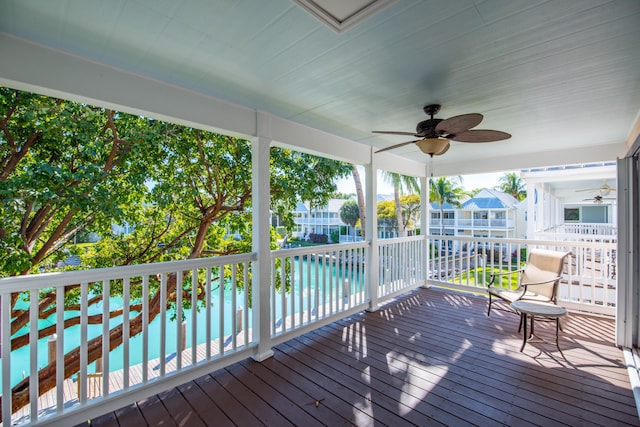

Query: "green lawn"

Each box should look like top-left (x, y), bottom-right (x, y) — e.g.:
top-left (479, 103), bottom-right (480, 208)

top-left (459, 266), bottom-right (520, 290)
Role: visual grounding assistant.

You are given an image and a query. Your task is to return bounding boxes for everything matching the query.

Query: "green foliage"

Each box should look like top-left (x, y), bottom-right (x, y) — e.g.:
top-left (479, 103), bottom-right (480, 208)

top-left (270, 148), bottom-right (352, 230)
top-left (330, 229), bottom-right (340, 243)
top-left (496, 172), bottom-right (527, 201)
top-left (339, 200), bottom-right (359, 227)
top-left (0, 87), bottom-right (352, 277)
top-left (381, 171), bottom-right (419, 237)
top-left (275, 226), bottom-right (287, 238)
top-left (377, 195), bottom-right (421, 231)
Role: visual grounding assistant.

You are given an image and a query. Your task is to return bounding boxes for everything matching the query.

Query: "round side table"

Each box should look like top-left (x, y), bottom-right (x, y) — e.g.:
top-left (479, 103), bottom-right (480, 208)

top-left (510, 300), bottom-right (568, 356)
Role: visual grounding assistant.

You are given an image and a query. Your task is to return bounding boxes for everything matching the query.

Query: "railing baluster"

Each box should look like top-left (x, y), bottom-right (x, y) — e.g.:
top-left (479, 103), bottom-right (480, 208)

top-left (289, 256), bottom-right (295, 329)
top-left (142, 275), bottom-right (149, 383)
top-left (306, 254), bottom-right (311, 324)
top-left (298, 254), bottom-right (304, 325)
top-left (160, 272), bottom-right (167, 377)
top-left (29, 289), bottom-right (38, 422)
top-left (205, 267), bottom-right (212, 359)
top-left (219, 266), bottom-right (225, 355)
top-left (2, 292), bottom-right (11, 426)
top-left (271, 258), bottom-right (277, 335)
top-left (80, 282), bottom-right (89, 403)
top-left (176, 270), bottom-right (183, 371)
top-left (280, 256), bottom-right (287, 332)
top-left (123, 277), bottom-right (130, 390)
top-left (231, 265), bottom-right (237, 351)
top-left (192, 268), bottom-right (198, 364)
top-left (101, 280), bottom-right (110, 397)
top-left (243, 262), bottom-right (249, 345)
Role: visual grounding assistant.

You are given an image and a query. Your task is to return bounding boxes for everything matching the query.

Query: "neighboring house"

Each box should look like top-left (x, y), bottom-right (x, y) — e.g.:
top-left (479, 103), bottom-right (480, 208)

top-left (429, 188), bottom-right (523, 240)
top-left (292, 198), bottom-right (356, 242)
top-left (520, 162), bottom-right (617, 240)
top-left (293, 194), bottom-right (397, 242)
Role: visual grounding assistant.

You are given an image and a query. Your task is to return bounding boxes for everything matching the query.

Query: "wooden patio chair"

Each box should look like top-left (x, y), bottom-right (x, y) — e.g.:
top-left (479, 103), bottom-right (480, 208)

top-left (486, 249), bottom-right (571, 319)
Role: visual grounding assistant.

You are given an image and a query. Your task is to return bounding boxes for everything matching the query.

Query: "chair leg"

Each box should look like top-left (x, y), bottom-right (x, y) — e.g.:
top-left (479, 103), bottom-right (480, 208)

top-left (487, 294), bottom-right (492, 317)
top-left (518, 312), bottom-right (523, 332)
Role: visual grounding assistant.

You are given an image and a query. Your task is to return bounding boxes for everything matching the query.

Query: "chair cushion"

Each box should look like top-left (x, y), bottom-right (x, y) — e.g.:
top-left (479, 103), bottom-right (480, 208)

top-left (521, 264), bottom-right (558, 299)
top-left (488, 287), bottom-right (551, 303)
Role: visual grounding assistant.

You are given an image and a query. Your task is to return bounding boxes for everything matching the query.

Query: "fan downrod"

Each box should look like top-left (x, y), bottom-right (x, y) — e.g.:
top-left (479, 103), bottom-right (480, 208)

top-left (423, 104), bottom-right (441, 117)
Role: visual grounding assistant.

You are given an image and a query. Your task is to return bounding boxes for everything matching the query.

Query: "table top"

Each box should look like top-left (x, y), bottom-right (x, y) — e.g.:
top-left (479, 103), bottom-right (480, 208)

top-left (510, 300), bottom-right (568, 317)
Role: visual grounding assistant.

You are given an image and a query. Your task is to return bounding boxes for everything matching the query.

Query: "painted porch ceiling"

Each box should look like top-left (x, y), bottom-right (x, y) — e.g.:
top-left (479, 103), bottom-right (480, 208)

top-left (1, 0), bottom-right (640, 175)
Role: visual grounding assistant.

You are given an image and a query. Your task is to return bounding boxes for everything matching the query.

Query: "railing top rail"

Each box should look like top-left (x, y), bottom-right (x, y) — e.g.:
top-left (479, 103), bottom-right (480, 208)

top-left (272, 241), bottom-right (369, 257)
top-left (378, 235), bottom-right (426, 244)
top-left (0, 252), bottom-right (257, 293)
top-left (425, 235), bottom-right (616, 250)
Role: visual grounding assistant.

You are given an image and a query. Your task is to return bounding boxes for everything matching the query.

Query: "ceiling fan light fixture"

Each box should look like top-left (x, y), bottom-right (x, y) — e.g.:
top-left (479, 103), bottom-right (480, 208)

top-left (416, 138), bottom-right (449, 156)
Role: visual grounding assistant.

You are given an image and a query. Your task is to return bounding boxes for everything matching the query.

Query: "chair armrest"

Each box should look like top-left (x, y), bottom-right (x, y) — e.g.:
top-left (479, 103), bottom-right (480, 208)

top-left (488, 268), bottom-right (524, 288)
top-left (521, 276), bottom-right (562, 287)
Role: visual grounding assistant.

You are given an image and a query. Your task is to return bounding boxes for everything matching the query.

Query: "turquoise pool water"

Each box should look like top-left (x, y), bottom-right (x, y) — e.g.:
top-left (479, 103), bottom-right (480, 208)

top-left (2, 258), bottom-right (364, 387)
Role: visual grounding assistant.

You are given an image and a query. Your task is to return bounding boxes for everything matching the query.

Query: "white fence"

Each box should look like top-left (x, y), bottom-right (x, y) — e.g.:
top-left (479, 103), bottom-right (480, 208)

top-left (269, 242), bottom-right (369, 344)
top-left (377, 236), bottom-right (426, 300)
top-left (426, 235), bottom-right (617, 315)
top-left (0, 234), bottom-right (617, 425)
top-left (0, 254), bottom-right (256, 427)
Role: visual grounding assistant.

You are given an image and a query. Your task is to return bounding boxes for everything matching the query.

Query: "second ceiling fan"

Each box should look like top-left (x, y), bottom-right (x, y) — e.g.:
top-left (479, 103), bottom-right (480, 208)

top-left (373, 104), bottom-right (511, 156)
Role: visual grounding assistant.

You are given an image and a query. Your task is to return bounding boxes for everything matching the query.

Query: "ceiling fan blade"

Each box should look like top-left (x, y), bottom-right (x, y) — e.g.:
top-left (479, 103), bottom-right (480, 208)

top-left (435, 113), bottom-right (483, 134)
top-left (374, 140), bottom-right (415, 153)
top-left (451, 129), bottom-right (511, 143)
top-left (575, 188), bottom-right (600, 192)
top-left (372, 130), bottom-right (419, 136)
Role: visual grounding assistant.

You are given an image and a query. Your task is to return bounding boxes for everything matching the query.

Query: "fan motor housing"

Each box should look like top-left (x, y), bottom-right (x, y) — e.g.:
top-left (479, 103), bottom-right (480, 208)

top-left (416, 118), bottom-right (443, 137)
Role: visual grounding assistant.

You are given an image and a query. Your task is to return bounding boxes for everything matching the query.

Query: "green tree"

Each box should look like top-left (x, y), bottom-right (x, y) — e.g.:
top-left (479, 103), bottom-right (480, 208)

top-left (400, 193), bottom-right (421, 234)
top-left (339, 200), bottom-right (360, 241)
top-left (351, 165), bottom-right (366, 239)
top-left (0, 87), bottom-right (352, 415)
top-left (382, 172), bottom-right (419, 237)
top-left (429, 176), bottom-right (465, 237)
top-left (497, 172), bottom-right (527, 201)
top-left (377, 195), bottom-right (421, 236)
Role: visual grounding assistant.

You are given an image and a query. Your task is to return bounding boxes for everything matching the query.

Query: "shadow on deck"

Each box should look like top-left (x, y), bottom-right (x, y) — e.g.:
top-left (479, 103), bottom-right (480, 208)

top-left (80, 287), bottom-right (639, 426)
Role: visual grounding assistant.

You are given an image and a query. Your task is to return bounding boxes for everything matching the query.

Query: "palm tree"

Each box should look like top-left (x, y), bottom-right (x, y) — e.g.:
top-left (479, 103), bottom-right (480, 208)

top-left (339, 200), bottom-right (360, 241)
top-left (498, 172), bottom-right (527, 201)
top-left (429, 176), bottom-right (465, 238)
top-left (351, 164), bottom-right (366, 239)
top-left (382, 172), bottom-right (419, 237)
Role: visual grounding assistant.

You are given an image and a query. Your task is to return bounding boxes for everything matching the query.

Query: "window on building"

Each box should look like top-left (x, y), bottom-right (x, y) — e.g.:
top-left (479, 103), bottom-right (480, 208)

top-left (564, 208), bottom-right (579, 222)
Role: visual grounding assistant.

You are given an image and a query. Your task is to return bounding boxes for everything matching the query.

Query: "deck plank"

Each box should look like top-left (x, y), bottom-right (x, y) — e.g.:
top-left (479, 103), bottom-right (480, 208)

top-left (82, 288), bottom-right (640, 427)
top-left (175, 381), bottom-right (235, 427)
top-left (157, 387), bottom-right (207, 427)
top-left (136, 394), bottom-right (178, 427)
top-left (194, 373), bottom-right (265, 426)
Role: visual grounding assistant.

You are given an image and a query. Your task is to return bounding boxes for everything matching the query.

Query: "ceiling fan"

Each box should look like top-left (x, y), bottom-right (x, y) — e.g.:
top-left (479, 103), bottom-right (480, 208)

top-left (575, 180), bottom-right (616, 196)
top-left (373, 104), bottom-right (511, 156)
top-left (583, 195), bottom-right (615, 204)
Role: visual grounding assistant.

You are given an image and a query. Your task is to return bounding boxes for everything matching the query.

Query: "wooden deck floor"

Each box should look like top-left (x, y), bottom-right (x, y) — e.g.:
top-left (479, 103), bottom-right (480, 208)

top-left (79, 288), bottom-right (639, 426)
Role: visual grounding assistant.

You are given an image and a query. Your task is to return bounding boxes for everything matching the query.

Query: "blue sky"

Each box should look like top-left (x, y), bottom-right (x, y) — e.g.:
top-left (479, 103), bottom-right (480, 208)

top-left (337, 170), bottom-right (509, 195)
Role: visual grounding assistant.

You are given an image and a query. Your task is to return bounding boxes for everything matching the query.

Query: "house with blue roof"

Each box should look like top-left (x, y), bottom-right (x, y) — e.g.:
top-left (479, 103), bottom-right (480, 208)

top-left (429, 188), bottom-right (525, 240)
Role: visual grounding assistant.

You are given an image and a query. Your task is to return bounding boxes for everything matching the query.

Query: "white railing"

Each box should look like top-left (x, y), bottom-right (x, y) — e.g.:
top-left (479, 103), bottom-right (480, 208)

top-left (0, 253), bottom-right (256, 426)
top-left (269, 242), bottom-right (369, 344)
top-left (537, 223), bottom-right (617, 242)
top-left (377, 236), bottom-right (426, 300)
top-left (338, 235), bottom-right (364, 243)
top-left (0, 233), bottom-right (618, 426)
top-left (426, 235), bottom-right (617, 315)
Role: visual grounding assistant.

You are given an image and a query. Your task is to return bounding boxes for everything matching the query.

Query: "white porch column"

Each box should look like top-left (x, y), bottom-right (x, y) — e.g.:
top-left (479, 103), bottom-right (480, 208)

top-left (420, 172), bottom-right (430, 288)
top-left (365, 152), bottom-right (379, 312)
top-left (251, 128), bottom-right (274, 361)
